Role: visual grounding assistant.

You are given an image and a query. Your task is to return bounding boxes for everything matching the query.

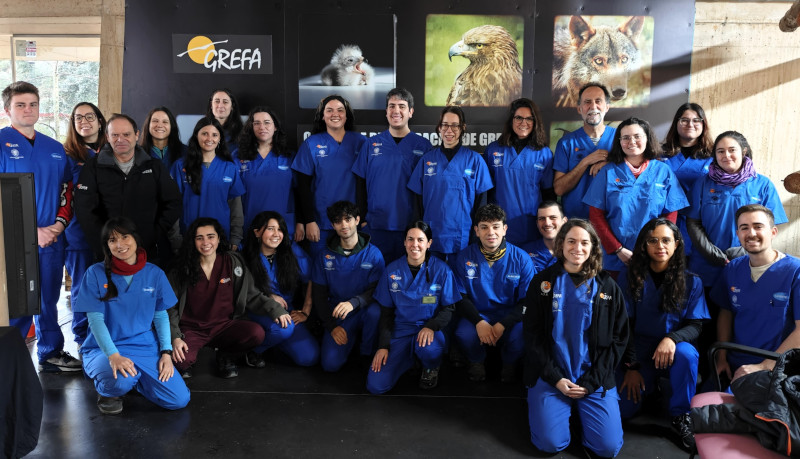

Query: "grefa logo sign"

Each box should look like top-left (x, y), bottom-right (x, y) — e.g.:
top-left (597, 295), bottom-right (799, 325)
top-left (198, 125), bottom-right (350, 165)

top-left (172, 34), bottom-right (272, 74)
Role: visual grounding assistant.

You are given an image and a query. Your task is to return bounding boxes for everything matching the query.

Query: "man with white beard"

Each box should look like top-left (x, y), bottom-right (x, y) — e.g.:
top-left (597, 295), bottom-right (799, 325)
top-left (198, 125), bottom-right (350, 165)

top-left (552, 84), bottom-right (615, 219)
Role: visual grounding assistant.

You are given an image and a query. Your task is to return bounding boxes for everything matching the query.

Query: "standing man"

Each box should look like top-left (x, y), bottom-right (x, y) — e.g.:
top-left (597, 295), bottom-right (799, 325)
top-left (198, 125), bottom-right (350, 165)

top-left (453, 204), bottom-right (536, 382)
top-left (1, 81), bottom-right (81, 372)
top-left (75, 114), bottom-right (181, 266)
top-left (552, 84), bottom-right (615, 219)
top-left (522, 201), bottom-right (568, 272)
top-left (712, 204), bottom-right (800, 386)
top-left (352, 88), bottom-right (432, 262)
top-left (312, 201), bottom-right (385, 372)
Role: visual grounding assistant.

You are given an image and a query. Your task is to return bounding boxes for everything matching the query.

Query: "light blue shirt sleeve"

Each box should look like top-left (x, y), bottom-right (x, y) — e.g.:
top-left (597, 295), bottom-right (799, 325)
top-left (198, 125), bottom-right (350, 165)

top-left (87, 311), bottom-right (119, 357)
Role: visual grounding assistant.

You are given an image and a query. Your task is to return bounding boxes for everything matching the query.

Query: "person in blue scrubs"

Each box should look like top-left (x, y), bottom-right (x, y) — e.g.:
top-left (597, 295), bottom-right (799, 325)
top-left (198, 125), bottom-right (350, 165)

top-left (521, 200), bottom-right (568, 272)
top-left (312, 201), bottom-right (385, 372)
top-left (524, 219), bottom-right (628, 458)
top-left (171, 117), bottom-right (245, 248)
top-left (242, 211), bottom-right (320, 367)
top-left (408, 106), bottom-right (492, 263)
top-left (2, 81), bottom-right (82, 372)
top-left (661, 103), bottom-right (713, 259)
top-left (368, 221), bottom-right (462, 393)
top-left (352, 88), bottom-right (432, 262)
top-left (453, 204), bottom-right (535, 382)
top-left (140, 106), bottom-right (186, 170)
top-left (712, 205), bottom-right (800, 386)
top-left (584, 117), bottom-right (689, 275)
top-left (75, 217), bottom-right (189, 415)
top-left (484, 98), bottom-right (554, 246)
top-left (234, 106), bottom-right (300, 241)
top-left (64, 102), bottom-right (107, 346)
top-left (553, 84), bottom-right (616, 219)
top-left (615, 219), bottom-right (709, 451)
top-left (293, 95), bottom-right (366, 258)
top-left (686, 131), bottom-right (788, 288)
top-left (206, 88), bottom-right (243, 152)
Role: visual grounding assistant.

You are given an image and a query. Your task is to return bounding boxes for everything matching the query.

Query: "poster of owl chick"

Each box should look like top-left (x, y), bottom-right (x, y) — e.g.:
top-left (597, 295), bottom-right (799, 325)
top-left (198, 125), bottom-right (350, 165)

top-left (446, 25), bottom-right (522, 106)
top-left (321, 44), bottom-right (375, 86)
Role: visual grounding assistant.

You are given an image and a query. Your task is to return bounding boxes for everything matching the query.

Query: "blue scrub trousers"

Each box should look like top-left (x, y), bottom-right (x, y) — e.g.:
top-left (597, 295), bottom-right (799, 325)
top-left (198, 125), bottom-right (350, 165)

top-left (10, 247), bottom-right (67, 361)
top-left (320, 303), bottom-right (380, 372)
top-left (527, 379), bottom-right (624, 457)
top-left (248, 314), bottom-right (321, 366)
top-left (366, 329), bottom-right (446, 394)
top-left (361, 225), bottom-right (405, 264)
top-left (82, 348), bottom-right (190, 410)
top-left (66, 248), bottom-right (94, 345)
top-left (248, 313), bottom-right (295, 353)
top-left (454, 316), bottom-right (523, 364)
top-left (617, 339), bottom-right (699, 418)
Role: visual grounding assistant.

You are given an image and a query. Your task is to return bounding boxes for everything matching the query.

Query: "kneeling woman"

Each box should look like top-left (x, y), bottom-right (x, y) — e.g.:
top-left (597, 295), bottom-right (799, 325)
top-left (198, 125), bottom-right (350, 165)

top-left (75, 217), bottom-right (189, 415)
top-left (524, 220), bottom-right (628, 458)
top-left (242, 211), bottom-right (320, 367)
top-left (616, 219), bottom-right (708, 450)
top-left (169, 217), bottom-right (290, 378)
top-left (367, 221), bottom-right (461, 393)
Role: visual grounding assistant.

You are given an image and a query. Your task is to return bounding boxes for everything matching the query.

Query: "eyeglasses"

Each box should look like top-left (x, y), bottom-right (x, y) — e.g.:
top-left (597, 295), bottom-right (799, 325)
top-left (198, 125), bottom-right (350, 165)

top-left (74, 113), bottom-right (97, 123)
top-left (620, 134), bottom-right (645, 143)
top-left (646, 237), bottom-right (675, 246)
top-left (439, 123), bottom-right (461, 132)
top-left (513, 116), bottom-right (535, 124)
top-left (678, 117), bottom-right (703, 126)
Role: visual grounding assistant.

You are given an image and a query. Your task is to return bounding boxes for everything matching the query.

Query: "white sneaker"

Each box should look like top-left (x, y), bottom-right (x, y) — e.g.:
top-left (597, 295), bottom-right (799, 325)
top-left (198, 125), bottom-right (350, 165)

top-left (39, 351), bottom-right (83, 373)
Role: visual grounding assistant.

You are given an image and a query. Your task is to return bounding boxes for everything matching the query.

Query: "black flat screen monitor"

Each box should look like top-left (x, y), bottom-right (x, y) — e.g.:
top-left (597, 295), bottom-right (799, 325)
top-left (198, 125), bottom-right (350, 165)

top-left (1, 173), bottom-right (40, 318)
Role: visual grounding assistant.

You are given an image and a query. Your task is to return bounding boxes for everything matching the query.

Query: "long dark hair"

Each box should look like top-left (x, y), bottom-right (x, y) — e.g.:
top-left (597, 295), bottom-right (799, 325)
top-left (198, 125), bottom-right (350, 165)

top-left (404, 220), bottom-right (434, 265)
top-left (99, 216), bottom-right (143, 301)
top-left (171, 217), bottom-right (230, 292)
top-left (312, 95), bottom-right (355, 134)
top-left (237, 106), bottom-right (290, 161)
top-left (139, 106), bottom-right (184, 165)
top-left (243, 211), bottom-right (300, 296)
top-left (184, 117), bottom-right (232, 195)
top-left (64, 102), bottom-right (107, 163)
top-left (553, 219), bottom-right (603, 280)
top-left (626, 218), bottom-right (687, 314)
top-left (499, 98), bottom-right (546, 149)
top-left (608, 117), bottom-right (661, 164)
top-left (712, 130), bottom-right (753, 167)
top-left (662, 103), bottom-right (713, 160)
top-left (206, 88), bottom-right (243, 141)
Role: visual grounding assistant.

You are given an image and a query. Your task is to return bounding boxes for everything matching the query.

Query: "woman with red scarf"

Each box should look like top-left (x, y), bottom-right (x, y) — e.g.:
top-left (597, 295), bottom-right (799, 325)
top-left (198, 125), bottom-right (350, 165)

top-left (74, 217), bottom-right (189, 415)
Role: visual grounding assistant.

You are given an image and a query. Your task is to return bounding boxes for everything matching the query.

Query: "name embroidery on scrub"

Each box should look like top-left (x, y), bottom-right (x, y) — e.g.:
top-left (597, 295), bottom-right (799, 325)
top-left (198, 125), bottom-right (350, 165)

top-left (655, 183), bottom-right (665, 188)
top-left (50, 153), bottom-right (63, 160)
top-left (534, 163), bottom-right (545, 171)
top-left (413, 149), bottom-right (424, 156)
top-left (774, 292), bottom-right (789, 302)
top-left (464, 168), bottom-right (474, 177)
top-left (278, 165), bottom-right (289, 170)
top-left (491, 151), bottom-right (503, 167)
top-left (424, 161), bottom-right (437, 177)
top-left (220, 277), bottom-right (232, 284)
top-left (223, 176), bottom-right (233, 183)
top-left (142, 169), bottom-right (153, 174)
top-left (465, 261), bottom-right (478, 279)
top-left (143, 287), bottom-right (155, 293)
top-left (389, 273), bottom-right (402, 292)
top-left (750, 195), bottom-right (761, 201)
top-left (506, 273), bottom-right (521, 281)
top-left (360, 262), bottom-right (374, 269)
top-left (429, 283), bottom-right (441, 292)
top-left (324, 254), bottom-right (336, 271)
top-left (316, 144), bottom-right (328, 158)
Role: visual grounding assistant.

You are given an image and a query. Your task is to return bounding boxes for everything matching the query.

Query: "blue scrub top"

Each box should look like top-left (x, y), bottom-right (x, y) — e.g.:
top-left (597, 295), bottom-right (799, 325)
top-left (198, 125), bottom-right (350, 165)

top-left (74, 263), bottom-right (177, 354)
top-left (551, 272), bottom-right (597, 381)
top-left (292, 131), bottom-right (367, 231)
top-left (65, 147), bottom-right (96, 250)
top-left (311, 240), bottom-right (385, 306)
top-left (171, 156), bottom-right (245, 237)
top-left (407, 146), bottom-right (493, 254)
top-left (617, 269), bottom-right (709, 339)
top-left (521, 239), bottom-right (557, 273)
top-left (711, 255), bottom-right (800, 367)
top-left (374, 255), bottom-right (461, 338)
top-left (687, 173), bottom-right (788, 286)
top-left (553, 126), bottom-right (616, 219)
top-left (484, 142), bottom-right (554, 245)
top-left (663, 152), bottom-right (712, 258)
top-left (453, 242), bottom-right (536, 318)
top-left (583, 160), bottom-right (689, 272)
top-left (351, 130), bottom-right (431, 231)
top-left (259, 243), bottom-right (310, 307)
top-left (233, 149), bottom-right (297, 233)
top-left (0, 127), bottom-right (71, 253)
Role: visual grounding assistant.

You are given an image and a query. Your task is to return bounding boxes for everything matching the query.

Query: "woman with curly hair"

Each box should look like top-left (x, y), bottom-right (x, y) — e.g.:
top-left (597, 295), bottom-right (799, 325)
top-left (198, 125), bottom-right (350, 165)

top-left (615, 218), bottom-right (709, 451)
top-left (523, 219), bottom-right (628, 458)
top-left (242, 211), bottom-right (319, 367)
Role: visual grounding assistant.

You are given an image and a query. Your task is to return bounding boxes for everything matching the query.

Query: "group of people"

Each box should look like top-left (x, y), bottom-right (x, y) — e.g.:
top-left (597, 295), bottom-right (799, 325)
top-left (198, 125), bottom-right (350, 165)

top-left (2, 78), bottom-right (796, 458)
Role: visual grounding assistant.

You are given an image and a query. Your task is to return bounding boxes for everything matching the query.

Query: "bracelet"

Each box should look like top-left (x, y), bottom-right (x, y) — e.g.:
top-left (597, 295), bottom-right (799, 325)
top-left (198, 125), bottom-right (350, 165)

top-left (299, 311), bottom-right (308, 317)
top-left (614, 246), bottom-right (623, 255)
top-left (160, 349), bottom-right (173, 356)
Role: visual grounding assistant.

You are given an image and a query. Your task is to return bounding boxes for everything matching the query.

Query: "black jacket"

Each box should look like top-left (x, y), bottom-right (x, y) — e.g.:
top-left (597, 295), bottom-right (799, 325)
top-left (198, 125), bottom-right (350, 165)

top-left (523, 264), bottom-right (629, 395)
top-left (692, 348), bottom-right (800, 456)
top-left (74, 144), bottom-right (182, 261)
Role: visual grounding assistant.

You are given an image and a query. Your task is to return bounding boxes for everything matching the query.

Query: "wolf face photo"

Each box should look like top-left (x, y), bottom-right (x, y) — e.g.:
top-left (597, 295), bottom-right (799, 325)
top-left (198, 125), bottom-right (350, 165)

top-left (552, 15), bottom-right (654, 108)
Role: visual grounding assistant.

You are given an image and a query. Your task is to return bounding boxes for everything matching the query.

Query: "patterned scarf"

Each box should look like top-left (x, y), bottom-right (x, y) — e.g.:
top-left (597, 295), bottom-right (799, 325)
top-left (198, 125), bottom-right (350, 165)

top-left (480, 240), bottom-right (507, 263)
top-left (708, 155), bottom-right (756, 187)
